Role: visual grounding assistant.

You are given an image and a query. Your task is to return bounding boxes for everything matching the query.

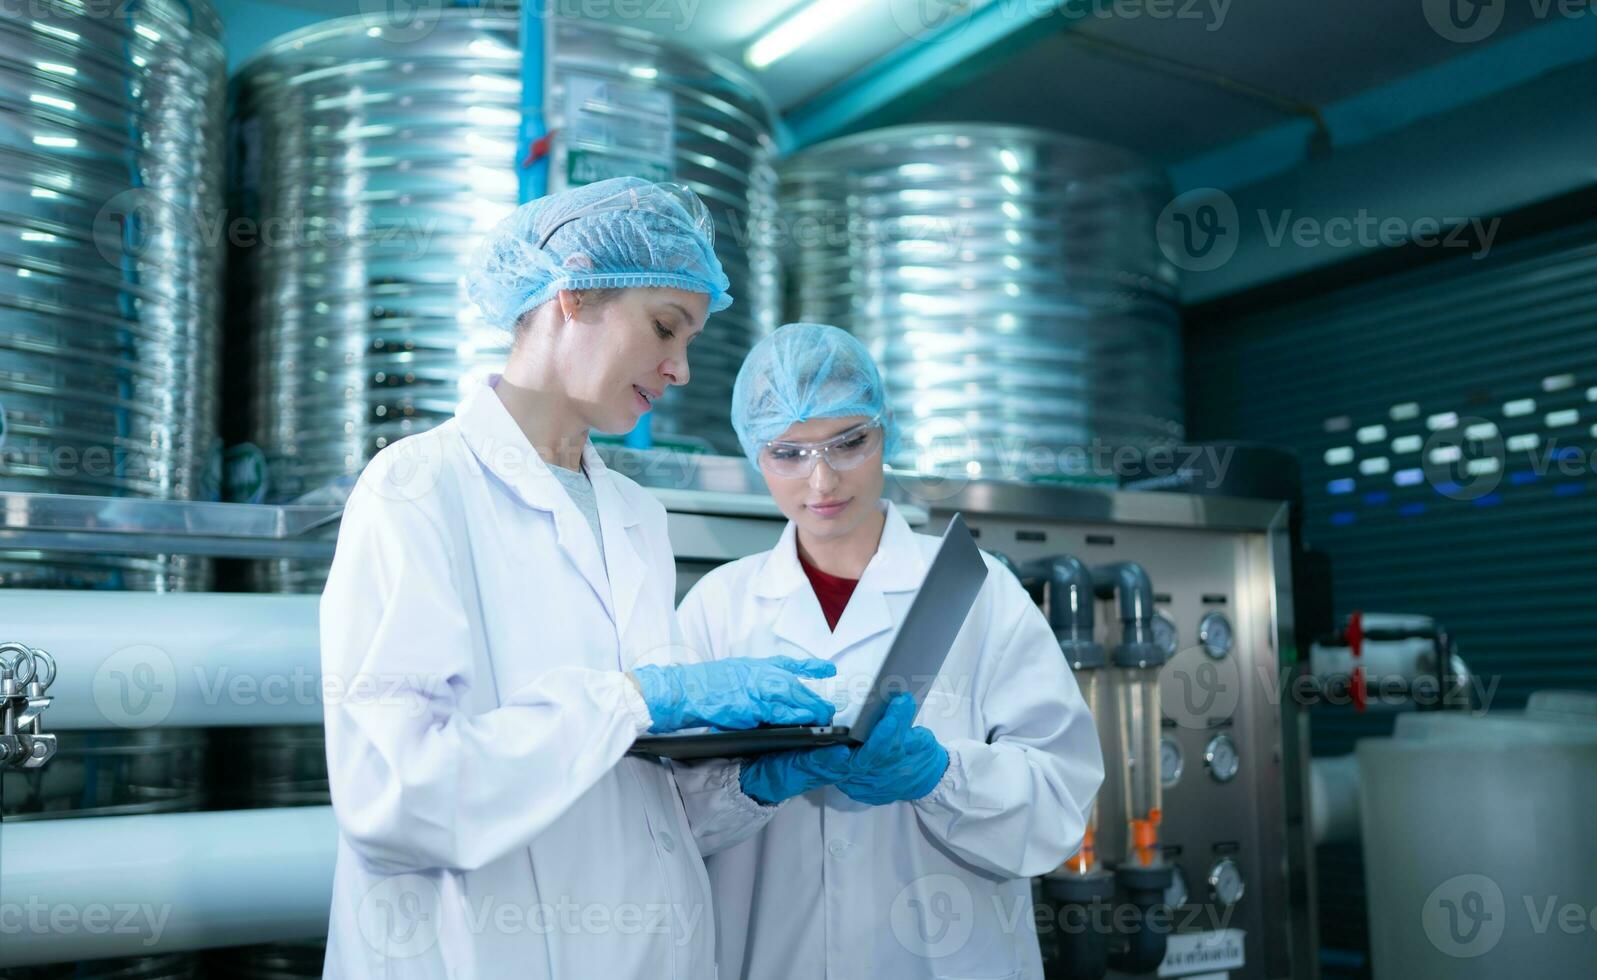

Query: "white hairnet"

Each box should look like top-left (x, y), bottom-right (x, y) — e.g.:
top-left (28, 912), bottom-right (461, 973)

top-left (466, 176), bottom-right (731, 330)
top-left (731, 322), bottom-right (898, 464)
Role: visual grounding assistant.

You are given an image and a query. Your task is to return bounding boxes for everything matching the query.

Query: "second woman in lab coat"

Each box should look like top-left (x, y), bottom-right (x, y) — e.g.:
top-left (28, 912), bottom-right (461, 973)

top-left (675, 323), bottom-right (1106, 980)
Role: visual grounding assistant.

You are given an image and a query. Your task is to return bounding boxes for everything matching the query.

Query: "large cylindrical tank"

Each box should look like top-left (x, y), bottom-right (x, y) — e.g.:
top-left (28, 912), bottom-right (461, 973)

top-left (0, 730), bottom-right (210, 977)
top-left (1357, 707), bottom-right (1597, 979)
top-left (232, 10), bottom-right (777, 506)
top-left (781, 125), bottom-right (1181, 480)
top-left (0, 954), bottom-right (199, 980)
top-left (0, 0), bottom-right (226, 590)
top-left (203, 727), bottom-right (331, 979)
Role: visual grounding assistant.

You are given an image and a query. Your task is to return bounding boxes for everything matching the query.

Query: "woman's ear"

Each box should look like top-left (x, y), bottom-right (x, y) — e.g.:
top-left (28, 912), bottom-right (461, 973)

top-left (555, 289), bottom-right (581, 323)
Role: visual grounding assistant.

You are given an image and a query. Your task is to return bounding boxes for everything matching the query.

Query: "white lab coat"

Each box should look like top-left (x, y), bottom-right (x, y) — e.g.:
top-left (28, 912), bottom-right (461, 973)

top-left (318, 378), bottom-right (721, 979)
top-left (674, 502), bottom-right (1104, 980)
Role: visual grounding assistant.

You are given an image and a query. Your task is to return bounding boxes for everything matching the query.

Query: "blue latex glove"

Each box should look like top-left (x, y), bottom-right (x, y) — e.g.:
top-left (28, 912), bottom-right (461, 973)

top-left (740, 745), bottom-right (853, 806)
top-left (836, 693), bottom-right (949, 805)
top-left (632, 657), bottom-right (837, 734)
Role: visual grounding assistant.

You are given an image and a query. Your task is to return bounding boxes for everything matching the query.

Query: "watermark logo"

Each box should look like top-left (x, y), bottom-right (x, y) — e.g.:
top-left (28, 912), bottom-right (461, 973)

top-left (359, 874), bottom-right (443, 959)
top-left (92, 644), bottom-right (177, 729)
top-left (889, 0), bottom-right (977, 43)
top-left (355, 0), bottom-right (702, 41)
top-left (1160, 642), bottom-right (1243, 729)
top-left (1157, 188), bottom-right (1501, 272)
top-left (357, 0), bottom-right (450, 42)
top-left (1423, 874), bottom-right (1506, 958)
top-left (889, 416), bottom-right (981, 504)
top-left (361, 433), bottom-right (447, 504)
top-left (1423, 0), bottom-right (1507, 43)
top-left (890, 873), bottom-right (975, 959)
top-left (92, 188), bottom-right (167, 269)
top-left (1422, 415), bottom-right (1505, 500)
top-left (1157, 188), bottom-right (1240, 273)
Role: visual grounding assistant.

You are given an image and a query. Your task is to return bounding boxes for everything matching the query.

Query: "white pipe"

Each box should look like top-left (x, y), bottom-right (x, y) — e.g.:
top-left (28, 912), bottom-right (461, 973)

top-left (1310, 754), bottom-right (1362, 846)
top-left (0, 806), bottom-right (335, 965)
top-left (0, 590), bottom-right (323, 729)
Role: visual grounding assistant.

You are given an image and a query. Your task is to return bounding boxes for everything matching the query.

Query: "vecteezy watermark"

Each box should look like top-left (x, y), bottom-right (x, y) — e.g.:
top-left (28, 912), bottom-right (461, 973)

top-left (1421, 418), bottom-right (1597, 501)
top-left (887, 872), bottom-right (1238, 961)
top-left (1422, 0), bottom-right (1597, 43)
top-left (1159, 642), bottom-right (1244, 730)
top-left (91, 188), bottom-right (442, 269)
top-left (358, 877), bottom-right (707, 959)
top-left (353, 0), bottom-right (701, 42)
top-left (358, 429), bottom-right (717, 505)
top-left (1159, 648), bottom-right (1499, 729)
top-left (1425, 874), bottom-right (1597, 958)
top-left (724, 207), bottom-right (974, 258)
top-left (1158, 188), bottom-right (1501, 272)
top-left (888, 425), bottom-right (1240, 505)
top-left (891, 874), bottom-right (976, 959)
top-left (889, 0), bottom-right (1232, 45)
top-left (1422, 0), bottom-right (1506, 42)
top-left (91, 643), bottom-right (453, 729)
top-left (0, 0), bottom-right (143, 19)
top-left (1156, 188), bottom-right (1242, 273)
top-left (0, 898), bottom-right (172, 947)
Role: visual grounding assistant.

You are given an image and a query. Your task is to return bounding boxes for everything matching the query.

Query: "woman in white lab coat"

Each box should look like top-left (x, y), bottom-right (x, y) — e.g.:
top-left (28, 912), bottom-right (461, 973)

top-left (318, 180), bottom-right (839, 979)
top-left (674, 323), bottom-right (1106, 980)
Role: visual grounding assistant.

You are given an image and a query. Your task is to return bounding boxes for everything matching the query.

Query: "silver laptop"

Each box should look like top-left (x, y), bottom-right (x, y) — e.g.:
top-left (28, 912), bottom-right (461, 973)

top-left (630, 513), bottom-right (988, 761)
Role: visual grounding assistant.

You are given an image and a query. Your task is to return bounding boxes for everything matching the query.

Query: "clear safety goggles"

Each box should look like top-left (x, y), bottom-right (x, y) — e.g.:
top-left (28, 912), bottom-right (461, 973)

top-left (758, 418), bottom-right (884, 479)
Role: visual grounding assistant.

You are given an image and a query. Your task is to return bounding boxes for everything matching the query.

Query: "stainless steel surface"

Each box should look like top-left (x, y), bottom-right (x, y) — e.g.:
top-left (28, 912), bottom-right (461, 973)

top-left (908, 505), bottom-right (1310, 980)
top-left (0, 953), bottom-right (200, 979)
top-left (545, 17), bottom-right (780, 450)
top-left (0, 643), bottom-right (57, 772)
top-left (211, 726), bottom-right (329, 810)
top-left (0, 455), bottom-right (1288, 562)
top-left (781, 124), bottom-right (1183, 480)
top-left (0, 0), bottom-right (227, 591)
top-left (0, 492), bottom-right (337, 560)
top-left (232, 9), bottom-right (778, 529)
top-left (206, 940), bottom-right (325, 979)
top-left (0, 728), bottom-right (208, 820)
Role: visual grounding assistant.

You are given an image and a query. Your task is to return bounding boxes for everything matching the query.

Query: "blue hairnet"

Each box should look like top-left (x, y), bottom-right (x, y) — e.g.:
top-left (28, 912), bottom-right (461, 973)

top-left (466, 176), bottom-right (732, 330)
top-left (731, 322), bottom-right (899, 464)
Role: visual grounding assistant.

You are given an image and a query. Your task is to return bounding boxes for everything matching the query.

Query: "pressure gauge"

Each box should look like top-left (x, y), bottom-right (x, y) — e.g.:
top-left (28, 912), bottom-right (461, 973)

top-left (1204, 733), bottom-right (1240, 783)
top-left (1160, 735), bottom-right (1184, 787)
top-left (1208, 858), bottom-right (1245, 908)
top-left (1198, 612), bottom-right (1234, 659)
top-left (1152, 612), bottom-right (1180, 659)
top-left (1164, 864), bottom-right (1190, 909)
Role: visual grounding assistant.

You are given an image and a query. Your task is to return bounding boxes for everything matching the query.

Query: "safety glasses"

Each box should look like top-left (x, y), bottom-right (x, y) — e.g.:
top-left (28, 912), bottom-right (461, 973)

top-left (758, 419), bottom-right (884, 479)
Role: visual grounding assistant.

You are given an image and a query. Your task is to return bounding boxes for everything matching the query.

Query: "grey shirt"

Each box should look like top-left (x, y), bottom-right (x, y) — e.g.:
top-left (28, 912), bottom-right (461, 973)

top-left (547, 461), bottom-right (606, 572)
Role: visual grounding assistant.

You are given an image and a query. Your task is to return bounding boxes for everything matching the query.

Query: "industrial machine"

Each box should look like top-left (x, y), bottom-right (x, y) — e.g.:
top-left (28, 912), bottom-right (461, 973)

top-left (0, 450), bottom-right (1314, 978)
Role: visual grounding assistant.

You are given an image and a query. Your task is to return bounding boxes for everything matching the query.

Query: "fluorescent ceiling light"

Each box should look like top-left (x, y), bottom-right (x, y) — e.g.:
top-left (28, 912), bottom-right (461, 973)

top-left (747, 0), bottom-right (862, 70)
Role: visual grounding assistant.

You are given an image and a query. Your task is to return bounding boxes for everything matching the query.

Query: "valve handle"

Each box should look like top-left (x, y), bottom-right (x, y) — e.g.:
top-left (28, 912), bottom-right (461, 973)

top-left (28, 648), bottom-right (55, 691)
top-left (0, 641), bottom-right (35, 686)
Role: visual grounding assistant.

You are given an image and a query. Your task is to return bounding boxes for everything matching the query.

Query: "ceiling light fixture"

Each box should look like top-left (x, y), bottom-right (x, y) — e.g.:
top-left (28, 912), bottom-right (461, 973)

top-left (746, 0), bottom-right (861, 70)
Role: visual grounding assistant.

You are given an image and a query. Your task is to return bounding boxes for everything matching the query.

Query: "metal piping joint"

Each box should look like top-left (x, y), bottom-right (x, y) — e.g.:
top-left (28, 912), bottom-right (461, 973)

top-left (1091, 561), bottom-right (1165, 669)
top-left (1, 642), bottom-right (58, 770)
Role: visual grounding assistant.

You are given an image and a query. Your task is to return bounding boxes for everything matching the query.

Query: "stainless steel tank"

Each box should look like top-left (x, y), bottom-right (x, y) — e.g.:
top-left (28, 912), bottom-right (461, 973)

top-left (781, 125), bottom-right (1182, 481)
top-left (205, 941), bottom-right (326, 979)
top-left (0, 728), bottom-right (210, 974)
top-left (0, 0), bottom-right (226, 590)
top-left (0, 728), bottom-right (209, 820)
top-left (0, 953), bottom-right (200, 979)
top-left (233, 10), bottom-right (777, 508)
top-left (210, 725), bottom-right (329, 810)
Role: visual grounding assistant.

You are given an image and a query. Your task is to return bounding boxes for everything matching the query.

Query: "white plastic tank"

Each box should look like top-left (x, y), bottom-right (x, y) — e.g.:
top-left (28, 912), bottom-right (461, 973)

top-left (1355, 694), bottom-right (1597, 979)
